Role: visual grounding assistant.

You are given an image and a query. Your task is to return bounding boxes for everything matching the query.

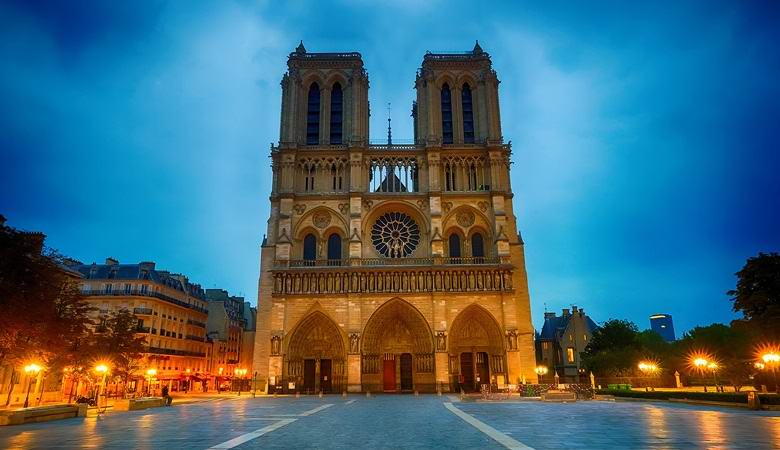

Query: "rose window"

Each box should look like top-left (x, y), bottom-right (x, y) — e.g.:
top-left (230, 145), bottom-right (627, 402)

top-left (371, 212), bottom-right (420, 258)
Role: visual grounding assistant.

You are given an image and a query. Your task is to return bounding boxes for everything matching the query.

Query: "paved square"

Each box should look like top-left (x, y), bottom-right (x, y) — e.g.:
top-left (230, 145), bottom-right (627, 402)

top-left (0, 396), bottom-right (778, 449)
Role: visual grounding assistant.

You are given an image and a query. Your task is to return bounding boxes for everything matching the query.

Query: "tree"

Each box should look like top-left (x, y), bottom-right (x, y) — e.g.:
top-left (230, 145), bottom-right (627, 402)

top-left (678, 323), bottom-right (753, 391)
top-left (728, 252), bottom-right (780, 340)
top-left (582, 319), bottom-right (641, 377)
top-left (0, 216), bottom-right (94, 384)
top-left (91, 309), bottom-right (147, 388)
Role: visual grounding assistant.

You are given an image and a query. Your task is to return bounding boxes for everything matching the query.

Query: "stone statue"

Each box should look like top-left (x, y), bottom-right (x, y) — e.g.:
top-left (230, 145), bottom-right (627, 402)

top-left (436, 331), bottom-right (447, 351)
top-left (271, 335), bottom-right (282, 356)
top-left (349, 333), bottom-right (360, 354)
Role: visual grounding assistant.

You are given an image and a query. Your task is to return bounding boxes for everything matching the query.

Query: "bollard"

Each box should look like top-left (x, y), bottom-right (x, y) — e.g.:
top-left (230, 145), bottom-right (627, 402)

top-left (342, 391), bottom-right (347, 398)
top-left (319, 391), bottom-right (323, 399)
top-left (296, 392), bottom-right (300, 399)
top-left (366, 391), bottom-right (371, 398)
top-left (414, 390), bottom-right (419, 397)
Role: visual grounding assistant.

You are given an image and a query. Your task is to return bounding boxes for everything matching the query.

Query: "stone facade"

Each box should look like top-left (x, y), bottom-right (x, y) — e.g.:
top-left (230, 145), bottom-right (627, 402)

top-left (253, 42), bottom-right (537, 393)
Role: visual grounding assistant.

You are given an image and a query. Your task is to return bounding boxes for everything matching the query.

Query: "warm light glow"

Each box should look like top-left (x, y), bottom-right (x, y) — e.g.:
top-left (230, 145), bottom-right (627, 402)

top-left (94, 363), bottom-right (109, 374)
top-left (694, 358), bottom-right (708, 367)
top-left (218, 367), bottom-right (224, 374)
top-left (234, 368), bottom-right (247, 377)
top-left (755, 362), bottom-right (766, 370)
top-left (638, 361), bottom-right (659, 373)
top-left (24, 363), bottom-right (42, 375)
top-left (146, 368), bottom-right (157, 377)
top-left (707, 362), bottom-right (719, 371)
top-left (763, 352), bottom-right (780, 364)
top-left (186, 368), bottom-right (191, 374)
top-left (534, 365), bottom-right (548, 376)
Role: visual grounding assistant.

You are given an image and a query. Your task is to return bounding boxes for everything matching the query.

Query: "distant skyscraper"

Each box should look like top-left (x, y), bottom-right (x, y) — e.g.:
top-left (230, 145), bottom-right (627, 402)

top-left (650, 314), bottom-right (675, 341)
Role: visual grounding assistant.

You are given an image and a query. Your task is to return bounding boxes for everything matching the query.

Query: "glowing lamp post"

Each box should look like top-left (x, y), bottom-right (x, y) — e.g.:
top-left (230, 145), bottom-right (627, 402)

top-left (235, 368), bottom-right (248, 396)
top-left (94, 363), bottom-right (110, 409)
top-left (534, 366), bottom-right (548, 384)
top-left (638, 361), bottom-right (659, 391)
top-left (761, 352), bottom-right (780, 392)
top-left (23, 363), bottom-right (42, 408)
top-left (145, 368), bottom-right (157, 396)
top-left (707, 362), bottom-right (720, 392)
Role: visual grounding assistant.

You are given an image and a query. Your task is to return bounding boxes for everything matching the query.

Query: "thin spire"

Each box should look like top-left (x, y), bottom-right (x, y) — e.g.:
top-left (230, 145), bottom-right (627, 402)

top-left (387, 102), bottom-right (392, 145)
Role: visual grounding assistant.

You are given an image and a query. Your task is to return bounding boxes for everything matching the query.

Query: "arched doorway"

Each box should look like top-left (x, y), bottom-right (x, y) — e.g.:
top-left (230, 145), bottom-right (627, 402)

top-left (361, 299), bottom-right (435, 392)
top-left (449, 305), bottom-right (505, 392)
top-left (285, 311), bottom-right (345, 394)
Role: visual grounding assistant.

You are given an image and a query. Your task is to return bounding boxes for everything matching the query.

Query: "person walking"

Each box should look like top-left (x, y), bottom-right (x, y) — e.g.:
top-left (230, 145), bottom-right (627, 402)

top-left (161, 385), bottom-right (172, 406)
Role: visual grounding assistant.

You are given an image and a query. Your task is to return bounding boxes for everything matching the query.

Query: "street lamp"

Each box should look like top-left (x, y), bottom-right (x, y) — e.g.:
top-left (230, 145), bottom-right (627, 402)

top-left (23, 363), bottom-right (42, 408)
top-left (234, 368), bottom-right (247, 396)
top-left (535, 366), bottom-right (548, 384)
top-left (638, 361), bottom-right (659, 391)
top-left (145, 368), bottom-right (157, 396)
top-left (94, 363), bottom-right (110, 409)
top-left (761, 351), bottom-right (780, 392)
top-left (707, 362), bottom-right (720, 392)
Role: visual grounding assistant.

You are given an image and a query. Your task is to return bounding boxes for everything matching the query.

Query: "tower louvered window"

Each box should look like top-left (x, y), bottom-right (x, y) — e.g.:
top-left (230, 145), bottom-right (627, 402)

top-left (462, 83), bottom-right (474, 143)
top-left (441, 84), bottom-right (453, 144)
top-left (306, 83), bottom-right (320, 145)
top-left (330, 83), bottom-right (343, 144)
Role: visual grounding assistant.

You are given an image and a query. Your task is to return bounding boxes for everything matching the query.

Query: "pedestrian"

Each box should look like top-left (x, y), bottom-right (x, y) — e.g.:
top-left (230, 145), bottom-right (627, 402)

top-left (161, 385), bottom-right (172, 406)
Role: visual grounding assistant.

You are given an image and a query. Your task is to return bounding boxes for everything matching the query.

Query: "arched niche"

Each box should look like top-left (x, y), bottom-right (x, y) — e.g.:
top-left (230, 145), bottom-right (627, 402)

top-left (284, 311), bottom-right (346, 393)
top-left (448, 304), bottom-right (506, 392)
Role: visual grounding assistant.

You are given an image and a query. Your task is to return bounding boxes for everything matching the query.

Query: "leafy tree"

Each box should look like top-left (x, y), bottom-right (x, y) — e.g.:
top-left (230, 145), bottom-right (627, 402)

top-left (0, 216), bottom-right (94, 404)
top-left (678, 323), bottom-right (753, 391)
top-left (582, 319), bottom-right (641, 377)
top-left (91, 309), bottom-right (147, 387)
top-left (728, 252), bottom-right (780, 340)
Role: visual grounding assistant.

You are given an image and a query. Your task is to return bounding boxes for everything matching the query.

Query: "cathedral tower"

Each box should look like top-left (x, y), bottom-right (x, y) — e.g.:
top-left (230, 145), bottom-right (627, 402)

top-left (253, 42), bottom-right (536, 393)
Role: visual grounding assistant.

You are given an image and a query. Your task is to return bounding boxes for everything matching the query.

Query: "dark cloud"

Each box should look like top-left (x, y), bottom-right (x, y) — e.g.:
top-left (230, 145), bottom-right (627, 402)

top-left (1, 0), bottom-right (778, 333)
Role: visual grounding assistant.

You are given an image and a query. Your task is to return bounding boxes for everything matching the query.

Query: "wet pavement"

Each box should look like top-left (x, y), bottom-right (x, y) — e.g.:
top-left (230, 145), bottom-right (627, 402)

top-left (0, 395), bottom-right (778, 449)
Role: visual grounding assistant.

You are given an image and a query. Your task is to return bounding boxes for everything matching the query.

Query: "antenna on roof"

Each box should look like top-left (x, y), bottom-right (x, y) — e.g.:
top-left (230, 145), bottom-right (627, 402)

top-left (387, 102), bottom-right (392, 145)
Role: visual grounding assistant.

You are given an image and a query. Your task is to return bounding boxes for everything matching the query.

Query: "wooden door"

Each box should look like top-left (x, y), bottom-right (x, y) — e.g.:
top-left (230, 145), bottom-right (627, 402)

top-left (303, 359), bottom-right (316, 393)
top-left (320, 359), bottom-right (332, 393)
top-left (460, 352), bottom-right (474, 391)
top-left (400, 353), bottom-right (413, 391)
top-left (476, 352), bottom-right (489, 388)
top-left (383, 358), bottom-right (396, 392)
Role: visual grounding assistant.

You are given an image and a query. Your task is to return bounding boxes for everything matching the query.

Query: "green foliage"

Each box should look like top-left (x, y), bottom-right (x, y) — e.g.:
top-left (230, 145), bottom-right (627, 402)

top-left (583, 319), bottom-right (673, 377)
top-left (678, 323), bottom-right (754, 389)
top-left (91, 309), bottom-right (147, 383)
top-left (0, 217), bottom-right (94, 370)
top-left (728, 252), bottom-right (780, 339)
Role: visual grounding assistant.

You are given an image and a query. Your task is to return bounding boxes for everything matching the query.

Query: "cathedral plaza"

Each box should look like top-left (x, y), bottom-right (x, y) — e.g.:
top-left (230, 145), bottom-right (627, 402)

top-left (0, 395), bottom-right (778, 449)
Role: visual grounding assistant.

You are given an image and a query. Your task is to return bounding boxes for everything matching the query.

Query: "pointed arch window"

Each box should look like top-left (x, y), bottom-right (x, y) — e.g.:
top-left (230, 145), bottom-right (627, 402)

top-left (327, 234), bottom-right (342, 265)
top-left (330, 83), bottom-right (343, 145)
top-left (303, 233), bottom-right (317, 264)
top-left (441, 84), bottom-right (453, 144)
top-left (448, 234), bottom-right (461, 259)
top-left (471, 233), bottom-right (485, 261)
top-left (462, 83), bottom-right (474, 144)
top-left (306, 83), bottom-right (320, 145)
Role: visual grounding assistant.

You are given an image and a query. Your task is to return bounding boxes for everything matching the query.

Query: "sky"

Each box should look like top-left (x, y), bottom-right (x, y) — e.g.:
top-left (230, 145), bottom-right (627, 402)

top-left (1, 0), bottom-right (778, 335)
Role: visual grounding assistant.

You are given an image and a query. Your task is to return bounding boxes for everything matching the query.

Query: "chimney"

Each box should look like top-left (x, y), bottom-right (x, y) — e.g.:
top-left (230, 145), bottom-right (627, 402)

top-left (572, 305), bottom-right (578, 313)
top-left (544, 312), bottom-right (557, 319)
top-left (139, 261), bottom-right (156, 271)
top-left (562, 308), bottom-right (570, 317)
top-left (105, 257), bottom-right (118, 266)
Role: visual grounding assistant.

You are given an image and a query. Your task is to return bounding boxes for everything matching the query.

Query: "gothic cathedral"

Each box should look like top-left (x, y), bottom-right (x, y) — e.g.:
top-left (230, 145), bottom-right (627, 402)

top-left (253, 42), bottom-right (536, 393)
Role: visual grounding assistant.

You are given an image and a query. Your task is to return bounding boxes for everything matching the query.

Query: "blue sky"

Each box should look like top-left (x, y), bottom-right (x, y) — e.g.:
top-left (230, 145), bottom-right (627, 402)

top-left (1, 1), bottom-right (778, 334)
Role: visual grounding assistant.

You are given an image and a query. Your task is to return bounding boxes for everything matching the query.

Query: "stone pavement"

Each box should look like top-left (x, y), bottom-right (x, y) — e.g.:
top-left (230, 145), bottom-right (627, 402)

top-left (0, 395), bottom-right (778, 449)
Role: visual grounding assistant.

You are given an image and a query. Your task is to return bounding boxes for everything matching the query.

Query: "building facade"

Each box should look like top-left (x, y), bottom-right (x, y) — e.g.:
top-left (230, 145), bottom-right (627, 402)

top-left (536, 306), bottom-right (598, 383)
top-left (253, 42), bottom-right (537, 393)
top-left (649, 313), bottom-right (675, 342)
top-left (74, 259), bottom-right (211, 391)
top-left (205, 289), bottom-right (255, 389)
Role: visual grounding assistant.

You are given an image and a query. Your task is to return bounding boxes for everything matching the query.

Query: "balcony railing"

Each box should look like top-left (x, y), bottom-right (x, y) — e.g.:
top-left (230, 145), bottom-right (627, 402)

top-left (133, 307), bottom-right (153, 315)
top-left (186, 335), bottom-right (205, 342)
top-left (145, 346), bottom-right (206, 358)
top-left (136, 326), bottom-right (150, 333)
top-left (187, 319), bottom-right (207, 329)
top-left (274, 256), bottom-right (508, 269)
top-left (82, 289), bottom-right (208, 314)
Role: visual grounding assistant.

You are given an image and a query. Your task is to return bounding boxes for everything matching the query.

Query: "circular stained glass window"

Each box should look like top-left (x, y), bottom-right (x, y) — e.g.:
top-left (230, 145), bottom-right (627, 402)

top-left (371, 212), bottom-right (420, 258)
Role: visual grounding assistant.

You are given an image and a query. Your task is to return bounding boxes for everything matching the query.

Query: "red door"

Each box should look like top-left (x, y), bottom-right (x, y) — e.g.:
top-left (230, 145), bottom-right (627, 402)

top-left (383, 358), bottom-right (396, 391)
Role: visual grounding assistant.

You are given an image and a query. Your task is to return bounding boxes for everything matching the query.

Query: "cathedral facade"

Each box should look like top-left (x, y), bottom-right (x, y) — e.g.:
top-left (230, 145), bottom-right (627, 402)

top-left (252, 42), bottom-right (537, 393)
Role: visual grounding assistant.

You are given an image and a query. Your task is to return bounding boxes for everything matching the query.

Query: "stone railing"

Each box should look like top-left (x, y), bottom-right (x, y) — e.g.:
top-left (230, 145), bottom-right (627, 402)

top-left (274, 256), bottom-right (509, 269)
top-left (271, 266), bottom-right (514, 295)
